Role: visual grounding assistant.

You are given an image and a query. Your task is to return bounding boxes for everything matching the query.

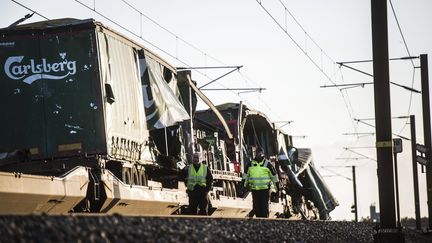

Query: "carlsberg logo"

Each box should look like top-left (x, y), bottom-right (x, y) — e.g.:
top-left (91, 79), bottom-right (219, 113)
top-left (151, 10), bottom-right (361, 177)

top-left (4, 53), bottom-right (77, 84)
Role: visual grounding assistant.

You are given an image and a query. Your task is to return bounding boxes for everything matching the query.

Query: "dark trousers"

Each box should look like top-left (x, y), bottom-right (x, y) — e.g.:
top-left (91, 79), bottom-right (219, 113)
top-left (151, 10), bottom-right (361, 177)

top-left (188, 187), bottom-right (209, 215)
top-left (252, 188), bottom-right (270, 218)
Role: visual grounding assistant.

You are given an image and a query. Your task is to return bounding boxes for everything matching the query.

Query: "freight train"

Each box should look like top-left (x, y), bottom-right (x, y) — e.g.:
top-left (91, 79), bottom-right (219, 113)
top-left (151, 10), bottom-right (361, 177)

top-left (0, 18), bottom-right (338, 219)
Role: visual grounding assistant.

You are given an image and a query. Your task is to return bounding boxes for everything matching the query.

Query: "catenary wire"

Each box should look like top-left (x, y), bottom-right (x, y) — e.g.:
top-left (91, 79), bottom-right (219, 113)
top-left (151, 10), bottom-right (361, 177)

top-left (254, 0), bottom-right (360, 133)
top-left (111, 0), bottom-right (285, 122)
top-left (118, 0), bottom-right (226, 66)
top-left (389, 0), bottom-right (417, 135)
top-left (72, 0), bottom-right (260, 106)
top-left (114, 0), bottom-right (281, 119)
top-left (255, 0), bottom-right (336, 86)
top-left (11, 0), bottom-right (49, 20)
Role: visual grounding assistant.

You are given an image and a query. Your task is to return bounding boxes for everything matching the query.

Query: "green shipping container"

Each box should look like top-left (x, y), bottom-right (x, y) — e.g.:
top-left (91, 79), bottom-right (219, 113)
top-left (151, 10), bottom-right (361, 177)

top-left (0, 19), bottom-right (150, 162)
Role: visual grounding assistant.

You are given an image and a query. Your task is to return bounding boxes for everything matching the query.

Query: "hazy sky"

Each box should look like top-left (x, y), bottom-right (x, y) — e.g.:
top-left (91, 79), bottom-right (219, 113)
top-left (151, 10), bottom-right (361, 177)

top-left (2, 0), bottom-right (432, 221)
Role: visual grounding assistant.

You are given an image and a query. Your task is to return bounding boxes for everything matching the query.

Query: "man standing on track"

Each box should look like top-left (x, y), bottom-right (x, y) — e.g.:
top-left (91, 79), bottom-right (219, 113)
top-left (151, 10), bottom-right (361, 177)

top-left (244, 147), bottom-right (279, 218)
top-left (185, 152), bottom-right (213, 215)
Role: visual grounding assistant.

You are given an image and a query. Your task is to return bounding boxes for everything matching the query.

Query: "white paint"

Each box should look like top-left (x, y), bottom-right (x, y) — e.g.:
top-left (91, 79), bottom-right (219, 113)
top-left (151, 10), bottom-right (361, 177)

top-left (89, 103), bottom-right (98, 110)
top-left (65, 124), bottom-right (83, 130)
top-left (4, 54), bottom-right (77, 84)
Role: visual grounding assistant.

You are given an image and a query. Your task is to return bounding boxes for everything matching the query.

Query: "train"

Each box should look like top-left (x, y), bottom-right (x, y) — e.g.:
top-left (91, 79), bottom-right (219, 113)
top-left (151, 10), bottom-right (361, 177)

top-left (0, 18), bottom-right (338, 219)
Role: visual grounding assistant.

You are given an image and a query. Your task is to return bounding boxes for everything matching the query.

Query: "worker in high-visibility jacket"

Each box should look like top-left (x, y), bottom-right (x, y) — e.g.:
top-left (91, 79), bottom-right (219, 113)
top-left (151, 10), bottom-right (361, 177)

top-left (243, 147), bottom-right (279, 218)
top-left (184, 152), bottom-right (213, 215)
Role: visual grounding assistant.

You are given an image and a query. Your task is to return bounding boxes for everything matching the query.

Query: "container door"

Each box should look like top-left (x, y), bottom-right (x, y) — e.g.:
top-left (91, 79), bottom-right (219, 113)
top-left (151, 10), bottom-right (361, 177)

top-left (39, 31), bottom-right (103, 157)
top-left (0, 35), bottom-right (47, 158)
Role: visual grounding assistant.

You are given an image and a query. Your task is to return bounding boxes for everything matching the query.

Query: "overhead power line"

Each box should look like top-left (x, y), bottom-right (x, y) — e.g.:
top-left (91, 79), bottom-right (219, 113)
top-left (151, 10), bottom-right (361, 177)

top-left (254, 0), bottom-right (360, 136)
top-left (338, 56), bottom-right (418, 65)
top-left (389, 0), bottom-right (415, 68)
top-left (343, 147), bottom-right (377, 162)
top-left (277, 0), bottom-right (336, 64)
top-left (200, 88), bottom-right (265, 91)
top-left (72, 0), bottom-right (264, 109)
top-left (115, 0), bottom-right (285, 120)
top-left (73, 0), bottom-right (191, 69)
top-left (321, 80), bottom-right (420, 93)
top-left (119, 0), bottom-right (226, 66)
top-left (354, 118), bottom-right (410, 140)
top-left (389, 0), bottom-right (417, 135)
top-left (398, 68), bottom-right (417, 134)
top-left (199, 66), bottom-right (243, 89)
top-left (337, 0), bottom-right (418, 137)
top-left (11, 0), bottom-right (49, 20)
top-left (344, 146), bottom-right (376, 149)
top-left (320, 166), bottom-right (352, 181)
top-left (177, 66), bottom-right (242, 70)
top-left (116, 0), bottom-right (273, 102)
top-left (255, 0), bottom-right (335, 85)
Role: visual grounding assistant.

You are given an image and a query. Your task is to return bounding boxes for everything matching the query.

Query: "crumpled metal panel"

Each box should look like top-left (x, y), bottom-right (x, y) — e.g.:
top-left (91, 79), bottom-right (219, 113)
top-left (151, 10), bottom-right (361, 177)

top-left (308, 164), bottom-right (340, 212)
top-left (295, 149), bottom-right (339, 213)
top-left (97, 30), bottom-right (149, 162)
top-left (295, 148), bottom-right (313, 174)
top-left (140, 54), bottom-right (190, 130)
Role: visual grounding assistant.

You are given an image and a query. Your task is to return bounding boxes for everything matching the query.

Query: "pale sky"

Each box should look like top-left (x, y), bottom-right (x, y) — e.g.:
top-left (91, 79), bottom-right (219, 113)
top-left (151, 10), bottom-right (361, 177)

top-left (2, 0), bottom-right (432, 221)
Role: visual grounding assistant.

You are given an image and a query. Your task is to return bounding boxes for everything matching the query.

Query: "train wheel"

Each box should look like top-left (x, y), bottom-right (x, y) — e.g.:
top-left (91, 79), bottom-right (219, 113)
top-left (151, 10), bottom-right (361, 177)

top-left (139, 169), bottom-right (148, 186)
top-left (222, 181), bottom-right (227, 196)
top-left (122, 167), bottom-right (131, 185)
top-left (230, 181), bottom-right (237, 198)
top-left (225, 181), bottom-right (230, 197)
top-left (226, 181), bottom-right (233, 198)
top-left (132, 166), bottom-right (140, 185)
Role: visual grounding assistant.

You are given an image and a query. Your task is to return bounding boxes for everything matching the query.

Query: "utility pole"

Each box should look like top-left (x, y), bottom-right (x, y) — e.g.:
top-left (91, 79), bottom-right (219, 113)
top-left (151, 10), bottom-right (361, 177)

top-left (392, 139), bottom-right (402, 229)
top-left (371, 0), bottom-right (397, 230)
top-left (410, 115), bottom-right (421, 230)
top-left (420, 54), bottom-right (432, 229)
top-left (352, 166), bottom-right (358, 222)
top-left (321, 165), bottom-right (358, 221)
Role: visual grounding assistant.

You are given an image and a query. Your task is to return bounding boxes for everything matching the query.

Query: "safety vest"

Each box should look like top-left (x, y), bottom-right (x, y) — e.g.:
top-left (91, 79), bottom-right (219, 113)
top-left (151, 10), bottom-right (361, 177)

top-left (244, 160), bottom-right (279, 190)
top-left (187, 163), bottom-right (208, 191)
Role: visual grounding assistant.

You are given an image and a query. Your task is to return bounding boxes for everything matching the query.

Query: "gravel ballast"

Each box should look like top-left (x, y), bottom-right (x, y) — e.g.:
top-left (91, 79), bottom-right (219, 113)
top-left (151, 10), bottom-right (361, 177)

top-left (0, 215), bottom-right (380, 243)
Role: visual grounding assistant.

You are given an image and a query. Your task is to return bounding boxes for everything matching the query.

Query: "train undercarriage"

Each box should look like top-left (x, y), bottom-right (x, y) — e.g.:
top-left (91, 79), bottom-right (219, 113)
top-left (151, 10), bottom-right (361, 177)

top-left (0, 151), bottom-right (322, 220)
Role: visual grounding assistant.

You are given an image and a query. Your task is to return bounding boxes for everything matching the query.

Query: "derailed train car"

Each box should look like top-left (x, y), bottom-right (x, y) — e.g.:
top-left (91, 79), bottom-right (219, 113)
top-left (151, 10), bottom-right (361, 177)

top-left (194, 103), bottom-right (338, 219)
top-left (0, 18), bottom-right (188, 215)
top-left (0, 18), bottom-right (338, 218)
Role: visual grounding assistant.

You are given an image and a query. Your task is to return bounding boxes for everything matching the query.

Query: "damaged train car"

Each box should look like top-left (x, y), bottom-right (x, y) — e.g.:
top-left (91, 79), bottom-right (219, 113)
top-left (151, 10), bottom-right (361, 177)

top-left (0, 18), bottom-right (338, 219)
top-left (194, 102), bottom-right (338, 219)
